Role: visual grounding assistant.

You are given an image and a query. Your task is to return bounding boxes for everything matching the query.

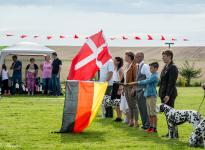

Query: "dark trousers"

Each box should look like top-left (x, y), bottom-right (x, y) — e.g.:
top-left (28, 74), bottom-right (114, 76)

top-left (51, 74), bottom-right (61, 96)
top-left (12, 75), bottom-right (22, 94)
top-left (42, 78), bottom-right (51, 94)
top-left (105, 86), bottom-right (113, 118)
top-left (136, 90), bottom-right (149, 128)
top-left (2, 79), bottom-right (9, 94)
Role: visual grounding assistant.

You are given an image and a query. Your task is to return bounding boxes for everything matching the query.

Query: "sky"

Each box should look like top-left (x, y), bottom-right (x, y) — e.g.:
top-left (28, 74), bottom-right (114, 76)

top-left (1, 0), bottom-right (205, 46)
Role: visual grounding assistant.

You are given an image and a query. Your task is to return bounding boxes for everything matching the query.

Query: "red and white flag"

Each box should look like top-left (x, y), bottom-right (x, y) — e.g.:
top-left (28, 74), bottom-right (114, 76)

top-left (68, 30), bottom-right (112, 80)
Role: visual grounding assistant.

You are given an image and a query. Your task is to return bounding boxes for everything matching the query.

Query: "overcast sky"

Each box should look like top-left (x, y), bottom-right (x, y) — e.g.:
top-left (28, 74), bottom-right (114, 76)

top-left (1, 0), bottom-right (205, 46)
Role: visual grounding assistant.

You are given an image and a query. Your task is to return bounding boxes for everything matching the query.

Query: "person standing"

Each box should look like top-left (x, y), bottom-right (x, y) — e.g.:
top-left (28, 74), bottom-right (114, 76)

top-left (51, 52), bottom-right (62, 96)
top-left (134, 52), bottom-right (151, 130)
top-left (10, 55), bottom-right (22, 94)
top-left (40, 55), bottom-right (52, 95)
top-left (1, 64), bottom-right (11, 95)
top-left (123, 51), bottom-right (138, 127)
top-left (25, 58), bottom-right (38, 95)
top-left (136, 62), bottom-right (159, 133)
top-left (159, 50), bottom-right (178, 137)
top-left (111, 57), bottom-right (124, 122)
top-left (100, 59), bottom-right (114, 118)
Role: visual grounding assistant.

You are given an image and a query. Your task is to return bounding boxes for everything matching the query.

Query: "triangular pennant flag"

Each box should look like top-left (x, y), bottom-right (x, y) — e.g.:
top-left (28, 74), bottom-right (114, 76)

top-left (74, 34), bottom-right (79, 39)
top-left (161, 35), bottom-right (165, 40)
top-left (183, 38), bottom-right (189, 41)
top-left (60, 35), bottom-right (65, 39)
top-left (20, 34), bottom-right (27, 38)
top-left (172, 37), bottom-right (177, 41)
top-left (33, 35), bottom-right (39, 38)
top-left (134, 36), bottom-right (141, 40)
top-left (122, 36), bottom-right (128, 40)
top-left (147, 35), bottom-right (153, 40)
top-left (6, 34), bottom-right (14, 37)
top-left (47, 36), bottom-right (52, 40)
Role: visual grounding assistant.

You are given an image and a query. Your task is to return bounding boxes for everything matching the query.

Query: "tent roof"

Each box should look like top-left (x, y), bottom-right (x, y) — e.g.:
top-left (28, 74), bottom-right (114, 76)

top-left (2, 42), bottom-right (54, 53)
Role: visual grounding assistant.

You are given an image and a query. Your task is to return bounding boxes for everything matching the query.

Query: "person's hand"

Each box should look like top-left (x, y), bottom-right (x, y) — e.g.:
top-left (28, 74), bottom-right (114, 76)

top-left (164, 96), bottom-right (170, 103)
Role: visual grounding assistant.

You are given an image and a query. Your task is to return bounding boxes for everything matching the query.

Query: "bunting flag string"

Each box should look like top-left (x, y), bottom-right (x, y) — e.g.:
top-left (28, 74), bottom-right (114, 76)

top-left (1, 33), bottom-right (190, 41)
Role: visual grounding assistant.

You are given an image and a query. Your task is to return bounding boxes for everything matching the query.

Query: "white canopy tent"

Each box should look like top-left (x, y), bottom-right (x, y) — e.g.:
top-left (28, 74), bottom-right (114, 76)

top-left (0, 42), bottom-right (55, 68)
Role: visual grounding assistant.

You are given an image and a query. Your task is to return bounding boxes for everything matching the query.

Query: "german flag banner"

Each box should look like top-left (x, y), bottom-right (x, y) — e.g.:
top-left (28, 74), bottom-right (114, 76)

top-left (60, 80), bottom-right (108, 133)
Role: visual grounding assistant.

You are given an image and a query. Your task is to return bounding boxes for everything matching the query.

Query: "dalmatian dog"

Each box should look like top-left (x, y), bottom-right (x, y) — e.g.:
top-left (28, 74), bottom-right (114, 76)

top-left (160, 103), bottom-right (202, 139)
top-left (189, 119), bottom-right (205, 148)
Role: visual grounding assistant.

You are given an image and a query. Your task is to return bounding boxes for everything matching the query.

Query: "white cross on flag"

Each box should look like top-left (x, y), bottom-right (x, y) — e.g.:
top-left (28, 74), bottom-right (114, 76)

top-left (68, 30), bottom-right (112, 80)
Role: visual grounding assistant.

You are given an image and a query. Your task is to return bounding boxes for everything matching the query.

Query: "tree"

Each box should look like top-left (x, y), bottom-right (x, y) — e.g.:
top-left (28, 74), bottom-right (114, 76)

top-left (179, 60), bottom-right (202, 86)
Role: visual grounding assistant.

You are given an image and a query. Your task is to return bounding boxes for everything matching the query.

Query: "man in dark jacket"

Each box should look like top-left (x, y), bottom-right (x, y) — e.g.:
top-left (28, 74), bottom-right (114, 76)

top-left (159, 50), bottom-right (178, 137)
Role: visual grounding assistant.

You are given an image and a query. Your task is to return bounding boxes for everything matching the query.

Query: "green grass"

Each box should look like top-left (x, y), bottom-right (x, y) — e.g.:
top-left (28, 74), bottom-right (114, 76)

top-left (0, 87), bottom-right (205, 150)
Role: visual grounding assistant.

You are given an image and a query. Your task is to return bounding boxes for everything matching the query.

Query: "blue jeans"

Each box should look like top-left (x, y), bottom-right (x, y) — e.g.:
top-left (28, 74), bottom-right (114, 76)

top-left (12, 75), bottom-right (23, 94)
top-left (51, 74), bottom-right (61, 96)
top-left (42, 78), bottom-right (51, 94)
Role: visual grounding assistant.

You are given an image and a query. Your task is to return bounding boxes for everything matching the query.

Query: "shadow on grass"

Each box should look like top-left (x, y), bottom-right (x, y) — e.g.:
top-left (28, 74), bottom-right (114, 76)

top-left (59, 130), bottom-right (106, 144)
top-left (96, 118), bottom-right (190, 150)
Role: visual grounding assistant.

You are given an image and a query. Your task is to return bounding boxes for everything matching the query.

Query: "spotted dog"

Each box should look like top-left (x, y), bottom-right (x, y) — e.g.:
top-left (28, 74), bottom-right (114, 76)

top-left (189, 119), bottom-right (205, 148)
top-left (160, 103), bottom-right (202, 138)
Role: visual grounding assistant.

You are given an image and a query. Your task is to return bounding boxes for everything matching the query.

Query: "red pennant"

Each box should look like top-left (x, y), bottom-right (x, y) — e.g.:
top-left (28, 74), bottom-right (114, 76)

top-left (161, 35), bottom-right (165, 40)
top-left (74, 34), bottom-right (79, 39)
top-left (147, 35), bottom-right (153, 40)
top-left (172, 37), bottom-right (176, 41)
top-left (47, 36), bottom-right (52, 40)
top-left (122, 36), bottom-right (128, 40)
top-left (60, 35), bottom-right (65, 39)
top-left (20, 34), bottom-right (27, 38)
top-left (134, 36), bottom-right (141, 40)
top-left (33, 35), bottom-right (39, 38)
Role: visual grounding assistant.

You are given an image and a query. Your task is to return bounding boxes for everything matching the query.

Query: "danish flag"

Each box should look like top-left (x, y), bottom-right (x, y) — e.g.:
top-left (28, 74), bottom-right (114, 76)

top-left (68, 30), bottom-right (112, 80)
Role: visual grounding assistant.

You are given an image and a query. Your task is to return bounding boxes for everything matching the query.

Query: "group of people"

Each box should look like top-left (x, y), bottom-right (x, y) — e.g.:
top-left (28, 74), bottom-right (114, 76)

top-left (1, 52), bottom-right (62, 96)
top-left (100, 49), bottom-right (178, 135)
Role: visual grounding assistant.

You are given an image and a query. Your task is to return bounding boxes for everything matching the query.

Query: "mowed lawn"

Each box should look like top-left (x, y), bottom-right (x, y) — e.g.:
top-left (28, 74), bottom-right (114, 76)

top-left (0, 87), bottom-right (205, 150)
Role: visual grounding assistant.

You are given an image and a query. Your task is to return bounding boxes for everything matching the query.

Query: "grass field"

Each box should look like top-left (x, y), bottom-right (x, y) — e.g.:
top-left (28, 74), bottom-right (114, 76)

top-left (0, 87), bottom-right (205, 150)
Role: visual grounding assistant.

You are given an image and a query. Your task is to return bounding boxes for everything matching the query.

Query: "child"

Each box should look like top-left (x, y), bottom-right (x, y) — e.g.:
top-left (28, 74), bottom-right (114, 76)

top-left (1, 64), bottom-right (10, 95)
top-left (118, 85), bottom-right (130, 124)
top-left (137, 62), bottom-right (159, 133)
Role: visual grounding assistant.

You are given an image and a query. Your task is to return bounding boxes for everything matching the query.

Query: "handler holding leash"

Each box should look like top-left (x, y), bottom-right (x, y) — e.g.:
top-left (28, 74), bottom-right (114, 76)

top-left (159, 50), bottom-right (179, 137)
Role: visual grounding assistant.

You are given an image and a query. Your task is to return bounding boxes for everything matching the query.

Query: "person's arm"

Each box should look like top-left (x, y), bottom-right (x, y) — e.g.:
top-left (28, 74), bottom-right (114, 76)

top-left (35, 64), bottom-right (39, 77)
top-left (118, 68), bottom-right (124, 82)
top-left (138, 75), bottom-right (157, 85)
top-left (106, 60), bottom-right (114, 82)
top-left (106, 71), bottom-right (113, 81)
top-left (57, 65), bottom-right (62, 78)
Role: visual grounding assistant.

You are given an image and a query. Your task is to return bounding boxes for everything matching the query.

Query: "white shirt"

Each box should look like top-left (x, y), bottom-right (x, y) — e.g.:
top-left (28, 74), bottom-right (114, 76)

top-left (99, 59), bottom-right (114, 85)
top-left (113, 69), bottom-right (120, 82)
top-left (2, 69), bottom-right (9, 80)
top-left (138, 61), bottom-right (151, 79)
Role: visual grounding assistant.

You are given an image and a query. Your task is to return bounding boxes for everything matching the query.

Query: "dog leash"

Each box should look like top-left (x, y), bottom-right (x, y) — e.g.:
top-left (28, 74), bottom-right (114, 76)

top-left (197, 90), bottom-right (205, 113)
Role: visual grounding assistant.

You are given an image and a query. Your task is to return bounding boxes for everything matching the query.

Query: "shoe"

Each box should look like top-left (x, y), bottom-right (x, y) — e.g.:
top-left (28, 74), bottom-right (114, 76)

top-left (114, 118), bottom-right (122, 122)
top-left (147, 128), bottom-right (154, 133)
top-left (146, 127), bottom-right (152, 132)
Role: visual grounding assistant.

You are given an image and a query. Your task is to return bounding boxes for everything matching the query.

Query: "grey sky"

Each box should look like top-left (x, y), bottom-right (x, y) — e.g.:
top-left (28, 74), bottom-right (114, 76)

top-left (0, 0), bottom-right (205, 46)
